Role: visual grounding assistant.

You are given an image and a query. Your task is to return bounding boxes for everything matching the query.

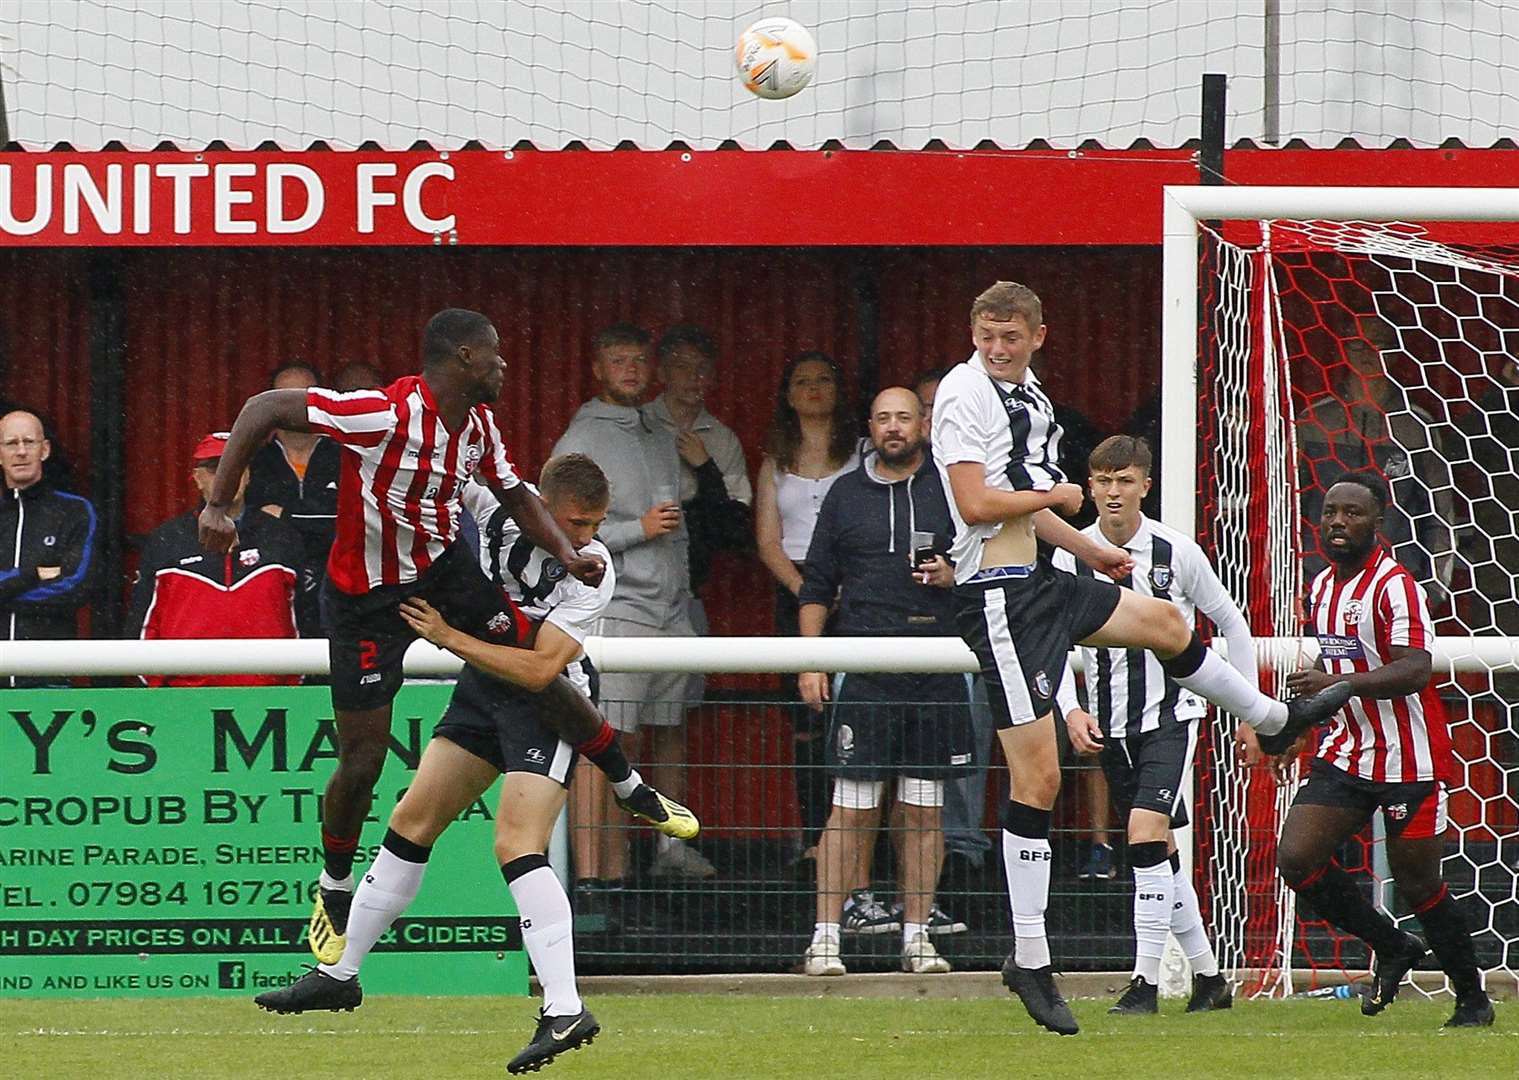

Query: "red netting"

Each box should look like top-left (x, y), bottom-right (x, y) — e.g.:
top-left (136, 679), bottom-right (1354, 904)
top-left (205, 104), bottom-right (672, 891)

top-left (1193, 220), bottom-right (1519, 996)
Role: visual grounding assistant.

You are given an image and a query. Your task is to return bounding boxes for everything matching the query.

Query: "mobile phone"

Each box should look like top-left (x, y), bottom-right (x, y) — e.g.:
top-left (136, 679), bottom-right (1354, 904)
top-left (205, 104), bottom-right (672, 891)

top-left (910, 529), bottom-right (938, 567)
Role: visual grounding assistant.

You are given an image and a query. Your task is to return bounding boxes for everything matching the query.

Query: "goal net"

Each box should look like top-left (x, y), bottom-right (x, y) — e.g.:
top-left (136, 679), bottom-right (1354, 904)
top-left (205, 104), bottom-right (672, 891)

top-left (9, 0), bottom-right (1519, 150)
top-left (1191, 201), bottom-right (1519, 996)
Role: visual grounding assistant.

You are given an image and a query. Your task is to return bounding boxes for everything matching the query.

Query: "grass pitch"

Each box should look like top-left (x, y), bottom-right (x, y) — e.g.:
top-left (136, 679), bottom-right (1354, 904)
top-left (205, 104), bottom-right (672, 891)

top-left (5, 992), bottom-right (1511, 1080)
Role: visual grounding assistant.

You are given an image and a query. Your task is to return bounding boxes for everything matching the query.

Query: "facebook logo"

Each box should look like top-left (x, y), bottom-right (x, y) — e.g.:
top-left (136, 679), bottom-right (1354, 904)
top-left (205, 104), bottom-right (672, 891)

top-left (218, 961), bottom-right (246, 989)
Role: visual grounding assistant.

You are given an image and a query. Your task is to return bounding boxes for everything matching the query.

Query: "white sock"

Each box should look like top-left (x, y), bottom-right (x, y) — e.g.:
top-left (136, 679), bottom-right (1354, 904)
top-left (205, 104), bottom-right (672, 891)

top-left (812, 921), bottom-right (840, 945)
top-left (1173, 649), bottom-right (1286, 733)
top-left (319, 870), bottom-right (354, 893)
top-left (322, 846), bottom-right (427, 980)
top-left (611, 769), bottom-right (643, 800)
top-left (1002, 830), bottom-right (1052, 969)
top-left (1132, 862), bottom-right (1173, 984)
top-left (903, 921), bottom-right (928, 945)
top-left (1171, 866), bottom-right (1220, 977)
top-left (507, 864), bottom-right (582, 1017)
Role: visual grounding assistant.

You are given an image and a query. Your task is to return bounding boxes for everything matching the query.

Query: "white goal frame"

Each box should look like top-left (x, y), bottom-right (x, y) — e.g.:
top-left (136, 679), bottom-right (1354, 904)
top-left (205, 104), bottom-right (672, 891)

top-left (1160, 184), bottom-right (1519, 995)
top-left (1161, 184), bottom-right (1519, 542)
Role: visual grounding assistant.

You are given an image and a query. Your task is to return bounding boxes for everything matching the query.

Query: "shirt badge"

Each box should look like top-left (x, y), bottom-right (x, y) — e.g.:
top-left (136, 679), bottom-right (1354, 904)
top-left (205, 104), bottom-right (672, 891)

top-left (1149, 564), bottom-right (1172, 591)
top-left (238, 548), bottom-right (261, 567)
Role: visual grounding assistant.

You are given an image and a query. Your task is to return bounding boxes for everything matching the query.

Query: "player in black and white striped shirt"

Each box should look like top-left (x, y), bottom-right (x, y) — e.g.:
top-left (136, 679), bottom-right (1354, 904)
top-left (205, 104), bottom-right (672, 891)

top-left (254, 455), bottom-right (695, 1073)
top-left (1053, 436), bottom-right (1240, 1015)
top-left (933, 281), bottom-right (1351, 1035)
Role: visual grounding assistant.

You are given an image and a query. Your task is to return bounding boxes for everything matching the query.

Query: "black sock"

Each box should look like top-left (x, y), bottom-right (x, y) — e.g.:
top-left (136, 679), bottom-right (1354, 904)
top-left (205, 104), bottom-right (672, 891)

top-left (1002, 800), bottom-right (1052, 839)
top-left (321, 828), bottom-right (361, 881)
top-left (1292, 863), bottom-right (1407, 955)
top-left (575, 721), bottom-right (633, 785)
top-left (1129, 841), bottom-right (1169, 869)
top-left (382, 827), bottom-right (432, 864)
top-left (1415, 885), bottom-right (1482, 997)
top-left (1159, 632), bottom-right (1208, 680)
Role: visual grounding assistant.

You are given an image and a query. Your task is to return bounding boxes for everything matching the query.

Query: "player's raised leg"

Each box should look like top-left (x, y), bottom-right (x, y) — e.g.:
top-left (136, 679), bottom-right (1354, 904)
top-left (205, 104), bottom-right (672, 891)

top-left (1080, 590), bottom-right (1351, 755)
top-left (499, 773), bottom-right (600, 1074)
top-left (257, 737), bottom-right (497, 1013)
top-left (457, 475), bottom-right (700, 845)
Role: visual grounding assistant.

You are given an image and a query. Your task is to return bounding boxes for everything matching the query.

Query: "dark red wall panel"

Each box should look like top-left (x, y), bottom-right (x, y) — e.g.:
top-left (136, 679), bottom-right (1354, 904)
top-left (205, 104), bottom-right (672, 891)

top-left (0, 249), bottom-right (94, 486)
top-left (2, 244), bottom-right (1159, 642)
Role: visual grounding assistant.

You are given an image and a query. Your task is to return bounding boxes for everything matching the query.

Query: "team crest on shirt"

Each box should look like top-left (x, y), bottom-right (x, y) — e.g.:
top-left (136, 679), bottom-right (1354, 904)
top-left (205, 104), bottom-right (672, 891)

top-left (238, 548), bottom-right (261, 567)
top-left (1343, 598), bottom-right (1365, 626)
top-left (1034, 671), bottom-right (1052, 698)
top-left (1149, 564), bottom-right (1172, 591)
top-left (487, 611), bottom-right (513, 635)
top-left (463, 443), bottom-right (482, 475)
top-left (543, 558), bottom-right (567, 583)
top-left (837, 724), bottom-right (855, 761)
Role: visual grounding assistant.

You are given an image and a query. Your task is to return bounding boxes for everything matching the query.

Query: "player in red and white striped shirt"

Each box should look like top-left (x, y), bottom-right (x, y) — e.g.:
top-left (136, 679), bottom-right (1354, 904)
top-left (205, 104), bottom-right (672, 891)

top-left (200, 309), bottom-right (697, 967)
top-left (1265, 473), bottom-right (1491, 1028)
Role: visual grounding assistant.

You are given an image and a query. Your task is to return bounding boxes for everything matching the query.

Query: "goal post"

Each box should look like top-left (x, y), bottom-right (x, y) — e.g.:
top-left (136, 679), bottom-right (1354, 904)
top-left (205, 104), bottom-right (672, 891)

top-left (1163, 184), bottom-right (1519, 999)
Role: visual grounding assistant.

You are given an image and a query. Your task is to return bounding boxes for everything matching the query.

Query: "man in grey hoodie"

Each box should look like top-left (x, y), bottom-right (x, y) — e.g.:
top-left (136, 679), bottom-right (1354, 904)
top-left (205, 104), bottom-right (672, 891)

top-left (553, 324), bottom-right (715, 898)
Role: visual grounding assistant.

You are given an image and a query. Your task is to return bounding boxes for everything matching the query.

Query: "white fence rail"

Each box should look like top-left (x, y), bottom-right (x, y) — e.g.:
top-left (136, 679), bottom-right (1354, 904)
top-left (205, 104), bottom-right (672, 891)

top-left (1, 636), bottom-right (1513, 678)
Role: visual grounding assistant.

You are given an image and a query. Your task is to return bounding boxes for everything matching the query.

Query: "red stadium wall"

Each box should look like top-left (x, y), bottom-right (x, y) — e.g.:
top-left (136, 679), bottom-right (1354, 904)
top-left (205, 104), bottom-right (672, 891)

top-left (0, 242), bottom-right (1162, 613)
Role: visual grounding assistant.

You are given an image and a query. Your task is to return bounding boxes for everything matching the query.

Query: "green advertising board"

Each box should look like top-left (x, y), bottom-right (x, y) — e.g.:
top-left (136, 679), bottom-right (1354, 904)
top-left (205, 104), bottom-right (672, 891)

top-left (0, 686), bottom-right (527, 999)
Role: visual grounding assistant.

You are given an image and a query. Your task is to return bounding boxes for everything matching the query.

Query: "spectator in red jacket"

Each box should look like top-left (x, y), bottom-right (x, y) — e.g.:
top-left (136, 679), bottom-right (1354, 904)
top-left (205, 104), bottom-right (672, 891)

top-left (129, 432), bottom-right (305, 687)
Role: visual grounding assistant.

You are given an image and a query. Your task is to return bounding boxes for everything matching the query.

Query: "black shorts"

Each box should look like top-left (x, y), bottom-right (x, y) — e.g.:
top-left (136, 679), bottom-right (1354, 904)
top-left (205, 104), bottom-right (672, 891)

top-left (321, 543), bottom-right (528, 711)
top-left (1099, 721), bottom-right (1197, 829)
top-left (432, 668), bottom-right (579, 785)
top-left (1293, 758), bottom-right (1449, 840)
top-left (824, 670), bottom-right (973, 781)
top-left (953, 558), bottom-right (1121, 729)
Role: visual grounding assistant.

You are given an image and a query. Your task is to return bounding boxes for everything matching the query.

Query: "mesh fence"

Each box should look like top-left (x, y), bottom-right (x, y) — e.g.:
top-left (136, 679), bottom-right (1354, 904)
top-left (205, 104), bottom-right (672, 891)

top-left (567, 691), bottom-right (1136, 975)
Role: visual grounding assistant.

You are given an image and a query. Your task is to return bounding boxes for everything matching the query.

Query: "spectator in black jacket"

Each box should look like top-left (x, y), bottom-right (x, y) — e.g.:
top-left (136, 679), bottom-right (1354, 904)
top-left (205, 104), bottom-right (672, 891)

top-left (246, 363), bottom-right (340, 637)
top-left (0, 409), bottom-right (97, 686)
top-left (796, 387), bottom-right (971, 978)
top-left (648, 325), bottom-right (753, 603)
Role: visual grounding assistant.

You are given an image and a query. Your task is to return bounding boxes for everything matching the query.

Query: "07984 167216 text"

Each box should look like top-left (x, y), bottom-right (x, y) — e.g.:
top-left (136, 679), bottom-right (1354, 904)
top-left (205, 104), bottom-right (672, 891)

top-left (0, 685), bottom-right (526, 1000)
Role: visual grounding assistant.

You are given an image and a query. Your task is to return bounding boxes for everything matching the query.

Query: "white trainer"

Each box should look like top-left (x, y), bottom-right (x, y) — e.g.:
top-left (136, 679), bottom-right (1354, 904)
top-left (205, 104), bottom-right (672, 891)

top-left (649, 841), bottom-right (717, 879)
top-left (803, 938), bottom-right (847, 977)
top-left (901, 930), bottom-right (951, 974)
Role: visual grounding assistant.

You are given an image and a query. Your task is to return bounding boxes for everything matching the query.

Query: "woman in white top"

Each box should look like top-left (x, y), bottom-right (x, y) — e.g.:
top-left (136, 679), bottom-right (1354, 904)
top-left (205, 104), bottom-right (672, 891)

top-left (754, 351), bottom-right (861, 856)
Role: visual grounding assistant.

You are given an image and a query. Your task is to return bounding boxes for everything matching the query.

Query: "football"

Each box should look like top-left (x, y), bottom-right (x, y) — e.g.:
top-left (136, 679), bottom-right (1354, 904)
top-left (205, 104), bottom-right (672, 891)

top-left (735, 17), bottom-right (817, 100)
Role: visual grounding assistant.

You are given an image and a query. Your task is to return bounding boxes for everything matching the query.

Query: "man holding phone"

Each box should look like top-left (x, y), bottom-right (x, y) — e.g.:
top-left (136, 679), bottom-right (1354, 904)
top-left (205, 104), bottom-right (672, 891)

top-left (797, 387), bottom-right (972, 977)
